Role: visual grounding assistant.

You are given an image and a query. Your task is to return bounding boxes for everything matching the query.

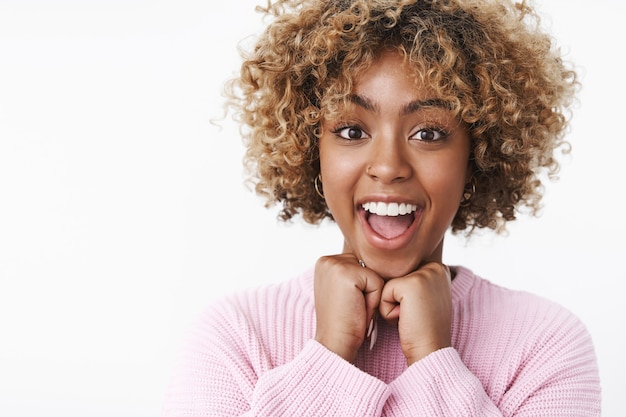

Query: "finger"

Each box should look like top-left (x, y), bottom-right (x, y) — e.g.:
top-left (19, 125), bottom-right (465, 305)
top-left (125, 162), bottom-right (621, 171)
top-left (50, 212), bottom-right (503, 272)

top-left (361, 273), bottom-right (384, 319)
top-left (313, 254), bottom-right (384, 361)
top-left (377, 262), bottom-right (451, 321)
top-left (379, 262), bottom-right (453, 363)
top-left (379, 279), bottom-right (403, 321)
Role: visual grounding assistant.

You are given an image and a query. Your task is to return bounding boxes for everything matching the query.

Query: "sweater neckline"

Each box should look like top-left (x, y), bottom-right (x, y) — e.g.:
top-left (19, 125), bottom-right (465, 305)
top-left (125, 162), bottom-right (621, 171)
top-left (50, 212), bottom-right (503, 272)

top-left (449, 265), bottom-right (476, 304)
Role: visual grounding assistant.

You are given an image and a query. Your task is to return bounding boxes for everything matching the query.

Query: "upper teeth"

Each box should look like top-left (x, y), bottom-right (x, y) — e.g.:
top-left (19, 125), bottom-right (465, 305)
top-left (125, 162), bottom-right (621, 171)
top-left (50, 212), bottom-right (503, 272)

top-left (363, 202), bottom-right (417, 216)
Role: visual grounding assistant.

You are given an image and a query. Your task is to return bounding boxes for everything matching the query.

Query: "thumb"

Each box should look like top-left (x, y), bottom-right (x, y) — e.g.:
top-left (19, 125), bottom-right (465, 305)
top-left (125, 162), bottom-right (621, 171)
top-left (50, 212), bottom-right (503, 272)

top-left (361, 273), bottom-right (384, 322)
top-left (379, 280), bottom-right (402, 322)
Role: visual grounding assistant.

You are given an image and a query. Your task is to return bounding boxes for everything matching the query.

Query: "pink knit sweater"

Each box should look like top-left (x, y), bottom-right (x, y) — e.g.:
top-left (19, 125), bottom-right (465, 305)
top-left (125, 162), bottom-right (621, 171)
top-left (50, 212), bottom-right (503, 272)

top-left (163, 266), bottom-right (601, 416)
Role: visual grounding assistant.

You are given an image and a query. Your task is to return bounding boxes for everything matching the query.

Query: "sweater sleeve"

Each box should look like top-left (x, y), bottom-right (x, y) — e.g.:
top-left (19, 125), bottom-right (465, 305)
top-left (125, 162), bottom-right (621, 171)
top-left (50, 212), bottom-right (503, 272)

top-left (248, 340), bottom-right (389, 416)
top-left (383, 307), bottom-right (601, 416)
top-left (162, 302), bottom-right (389, 417)
top-left (385, 348), bottom-right (502, 416)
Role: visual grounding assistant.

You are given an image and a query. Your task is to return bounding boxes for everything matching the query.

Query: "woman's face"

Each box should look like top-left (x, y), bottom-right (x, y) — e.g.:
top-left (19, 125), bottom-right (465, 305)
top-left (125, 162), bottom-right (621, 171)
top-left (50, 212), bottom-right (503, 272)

top-left (318, 51), bottom-right (471, 279)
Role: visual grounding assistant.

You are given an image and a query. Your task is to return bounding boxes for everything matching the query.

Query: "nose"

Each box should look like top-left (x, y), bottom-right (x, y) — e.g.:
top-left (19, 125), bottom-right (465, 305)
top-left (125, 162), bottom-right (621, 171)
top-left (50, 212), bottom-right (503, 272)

top-left (366, 135), bottom-right (412, 183)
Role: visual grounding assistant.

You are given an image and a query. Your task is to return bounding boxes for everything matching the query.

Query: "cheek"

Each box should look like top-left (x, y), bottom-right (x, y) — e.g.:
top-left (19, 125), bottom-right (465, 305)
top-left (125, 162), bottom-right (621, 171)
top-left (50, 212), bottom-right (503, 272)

top-left (320, 158), bottom-right (359, 205)
top-left (421, 155), bottom-right (468, 207)
top-left (319, 139), bottom-right (361, 190)
top-left (318, 142), bottom-right (358, 212)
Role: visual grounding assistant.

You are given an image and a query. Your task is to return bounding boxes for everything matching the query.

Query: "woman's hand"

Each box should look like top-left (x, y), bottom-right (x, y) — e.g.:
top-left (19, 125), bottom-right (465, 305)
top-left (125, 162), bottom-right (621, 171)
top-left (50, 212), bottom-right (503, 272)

top-left (378, 262), bottom-right (452, 365)
top-left (314, 254), bottom-right (384, 363)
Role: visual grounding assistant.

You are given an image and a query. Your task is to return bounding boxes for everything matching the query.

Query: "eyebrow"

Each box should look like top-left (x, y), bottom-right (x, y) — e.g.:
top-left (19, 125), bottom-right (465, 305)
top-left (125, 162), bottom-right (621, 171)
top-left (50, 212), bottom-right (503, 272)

top-left (348, 94), bottom-right (451, 116)
top-left (348, 94), bottom-right (378, 113)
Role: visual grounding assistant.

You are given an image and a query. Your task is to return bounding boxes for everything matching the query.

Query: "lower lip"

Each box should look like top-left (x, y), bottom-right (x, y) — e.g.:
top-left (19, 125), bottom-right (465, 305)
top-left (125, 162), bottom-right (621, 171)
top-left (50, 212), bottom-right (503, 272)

top-left (358, 208), bottom-right (421, 251)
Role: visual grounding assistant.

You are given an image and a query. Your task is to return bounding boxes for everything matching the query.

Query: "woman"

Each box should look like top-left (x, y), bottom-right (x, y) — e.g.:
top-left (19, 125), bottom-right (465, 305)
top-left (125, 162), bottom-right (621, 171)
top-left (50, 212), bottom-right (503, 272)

top-left (164, 0), bottom-right (601, 415)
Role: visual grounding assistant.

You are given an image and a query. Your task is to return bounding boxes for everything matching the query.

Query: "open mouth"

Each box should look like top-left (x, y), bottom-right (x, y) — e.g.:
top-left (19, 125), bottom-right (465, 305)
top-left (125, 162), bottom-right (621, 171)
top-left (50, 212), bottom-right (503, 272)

top-left (362, 202), bottom-right (417, 239)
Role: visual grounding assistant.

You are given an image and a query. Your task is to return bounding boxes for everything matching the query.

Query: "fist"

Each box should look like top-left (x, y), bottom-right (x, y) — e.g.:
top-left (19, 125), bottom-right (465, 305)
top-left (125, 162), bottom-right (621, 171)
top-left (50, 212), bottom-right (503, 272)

top-left (314, 254), bottom-right (384, 362)
top-left (378, 262), bottom-right (452, 365)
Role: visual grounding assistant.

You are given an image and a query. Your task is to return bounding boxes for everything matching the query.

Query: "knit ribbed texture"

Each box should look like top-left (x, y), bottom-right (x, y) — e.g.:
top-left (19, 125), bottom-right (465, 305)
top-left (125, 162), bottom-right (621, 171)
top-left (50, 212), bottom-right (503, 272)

top-left (163, 266), bottom-right (601, 416)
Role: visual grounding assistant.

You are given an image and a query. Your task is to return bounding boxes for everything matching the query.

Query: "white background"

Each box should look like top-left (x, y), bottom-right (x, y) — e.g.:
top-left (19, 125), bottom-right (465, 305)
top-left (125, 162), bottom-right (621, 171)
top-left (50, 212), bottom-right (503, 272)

top-left (0, 0), bottom-right (623, 415)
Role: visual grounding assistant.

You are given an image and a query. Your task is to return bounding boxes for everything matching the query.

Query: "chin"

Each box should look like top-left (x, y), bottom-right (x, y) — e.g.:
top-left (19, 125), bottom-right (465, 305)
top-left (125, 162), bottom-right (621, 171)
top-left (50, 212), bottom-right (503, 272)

top-left (369, 258), bottom-right (420, 280)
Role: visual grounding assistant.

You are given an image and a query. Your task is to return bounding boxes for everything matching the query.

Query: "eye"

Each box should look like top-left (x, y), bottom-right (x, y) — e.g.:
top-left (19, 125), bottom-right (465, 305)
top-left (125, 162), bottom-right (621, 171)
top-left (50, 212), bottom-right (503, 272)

top-left (333, 125), bottom-right (370, 141)
top-left (411, 128), bottom-right (448, 142)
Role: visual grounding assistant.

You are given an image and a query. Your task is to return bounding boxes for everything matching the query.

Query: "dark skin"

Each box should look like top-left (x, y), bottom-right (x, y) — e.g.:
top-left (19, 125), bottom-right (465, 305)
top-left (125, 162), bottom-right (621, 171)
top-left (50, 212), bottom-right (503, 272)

top-left (314, 256), bottom-right (452, 365)
top-left (313, 52), bottom-right (465, 366)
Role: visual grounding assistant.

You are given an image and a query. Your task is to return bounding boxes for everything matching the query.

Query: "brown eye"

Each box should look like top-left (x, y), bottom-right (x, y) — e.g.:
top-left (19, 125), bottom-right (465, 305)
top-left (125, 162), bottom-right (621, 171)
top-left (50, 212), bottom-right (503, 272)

top-left (347, 128), bottom-right (362, 139)
top-left (412, 128), bottom-right (447, 142)
top-left (335, 126), bottom-right (369, 140)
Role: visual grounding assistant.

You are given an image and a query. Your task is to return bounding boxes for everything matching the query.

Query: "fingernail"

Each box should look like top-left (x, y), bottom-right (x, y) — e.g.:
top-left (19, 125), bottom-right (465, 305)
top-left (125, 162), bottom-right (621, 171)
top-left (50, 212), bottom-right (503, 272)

top-left (369, 320), bottom-right (378, 350)
top-left (367, 318), bottom-right (374, 338)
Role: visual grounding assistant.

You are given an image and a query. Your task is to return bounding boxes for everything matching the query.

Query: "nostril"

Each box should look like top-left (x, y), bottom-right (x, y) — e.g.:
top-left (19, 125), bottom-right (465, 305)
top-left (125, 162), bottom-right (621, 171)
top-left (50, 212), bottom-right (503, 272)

top-left (365, 150), bottom-right (413, 182)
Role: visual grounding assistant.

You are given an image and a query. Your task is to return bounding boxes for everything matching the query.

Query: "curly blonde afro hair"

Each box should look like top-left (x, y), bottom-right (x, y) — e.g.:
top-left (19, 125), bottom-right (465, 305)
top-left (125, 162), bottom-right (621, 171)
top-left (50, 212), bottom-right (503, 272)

top-left (225, 0), bottom-right (577, 234)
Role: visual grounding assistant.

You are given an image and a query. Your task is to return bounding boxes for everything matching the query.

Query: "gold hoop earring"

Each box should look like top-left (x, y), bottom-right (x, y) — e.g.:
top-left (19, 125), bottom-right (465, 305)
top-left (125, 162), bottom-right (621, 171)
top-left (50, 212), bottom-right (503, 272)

top-left (314, 174), bottom-right (324, 199)
top-left (460, 178), bottom-right (476, 207)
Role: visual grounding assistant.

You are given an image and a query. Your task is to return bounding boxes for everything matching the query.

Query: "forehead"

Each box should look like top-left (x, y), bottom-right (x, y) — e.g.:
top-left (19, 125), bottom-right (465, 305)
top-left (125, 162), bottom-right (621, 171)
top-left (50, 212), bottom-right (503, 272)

top-left (353, 51), bottom-right (431, 95)
top-left (324, 51), bottom-right (450, 112)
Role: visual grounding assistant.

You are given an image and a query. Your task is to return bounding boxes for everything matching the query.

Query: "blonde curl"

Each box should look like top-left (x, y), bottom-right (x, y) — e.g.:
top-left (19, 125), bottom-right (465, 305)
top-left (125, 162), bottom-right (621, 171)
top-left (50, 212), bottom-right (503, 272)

top-left (224, 0), bottom-right (578, 234)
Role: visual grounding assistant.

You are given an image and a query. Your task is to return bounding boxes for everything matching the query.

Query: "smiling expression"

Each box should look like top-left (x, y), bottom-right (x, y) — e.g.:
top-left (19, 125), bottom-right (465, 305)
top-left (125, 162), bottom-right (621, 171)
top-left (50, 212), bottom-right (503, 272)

top-left (318, 51), bottom-right (471, 279)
